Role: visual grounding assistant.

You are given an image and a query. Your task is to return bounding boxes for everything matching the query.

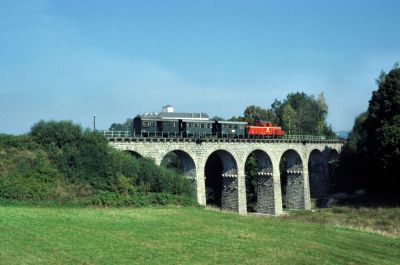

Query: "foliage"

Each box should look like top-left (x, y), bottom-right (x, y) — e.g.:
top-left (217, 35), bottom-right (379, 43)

top-left (336, 64), bottom-right (400, 195)
top-left (210, 115), bottom-right (225, 121)
top-left (1, 120), bottom-right (195, 206)
top-left (30, 120), bottom-right (82, 149)
top-left (274, 92), bottom-right (334, 136)
top-left (0, 149), bottom-right (65, 201)
top-left (0, 134), bottom-right (38, 150)
top-left (109, 118), bottom-right (133, 131)
top-left (364, 66), bottom-right (400, 192)
top-left (229, 105), bottom-right (278, 125)
top-left (245, 153), bottom-right (258, 212)
top-left (229, 92), bottom-right (335, 137)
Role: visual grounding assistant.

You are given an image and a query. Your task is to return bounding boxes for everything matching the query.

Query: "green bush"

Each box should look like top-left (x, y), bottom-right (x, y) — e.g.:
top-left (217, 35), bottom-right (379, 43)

top-left (0, 134), bottom-right (38, 150)
top-left (87, 192), bottom-right (197, 207)
top-left (1, 120), bottom-right (196, 207)
top-left (0, 150), bottom-right (62, 200)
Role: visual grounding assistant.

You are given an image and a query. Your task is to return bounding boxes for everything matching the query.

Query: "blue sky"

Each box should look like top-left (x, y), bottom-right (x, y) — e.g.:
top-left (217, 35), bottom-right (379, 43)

top-left (1, 0), bottom-right (399, 134)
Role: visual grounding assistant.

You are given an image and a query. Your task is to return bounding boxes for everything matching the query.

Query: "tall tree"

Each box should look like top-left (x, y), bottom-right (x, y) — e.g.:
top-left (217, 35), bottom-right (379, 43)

top-left (229, 105), bottom-right (278, 124)
top-left (275, 92), bottom-right (334, 136)
top-left (336, 64), bottom-right (400, 195)
top-left (364, 65), bottom-right (400, 193)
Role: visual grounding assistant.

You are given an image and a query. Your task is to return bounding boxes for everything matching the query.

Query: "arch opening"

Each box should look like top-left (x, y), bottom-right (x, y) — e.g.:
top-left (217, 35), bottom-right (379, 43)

top-left (308, 149), bottom-right (327, 200)
top-left (279, 149), bottom-right (304, 209)
top-left (161, 150), bottom-right (197, 190)
top-left (205, 150), bottom-right (238, 211)
top-left (245, 150), bottom-right (273, 213)
top-left (327, 149), bottom-right (339, 180)
top-left (124, 150), bottom-right (142, 159)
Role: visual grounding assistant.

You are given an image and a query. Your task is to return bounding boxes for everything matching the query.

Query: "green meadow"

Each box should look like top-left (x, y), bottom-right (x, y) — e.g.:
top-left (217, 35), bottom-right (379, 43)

top-left (0, 205), bottom-right (399, 265)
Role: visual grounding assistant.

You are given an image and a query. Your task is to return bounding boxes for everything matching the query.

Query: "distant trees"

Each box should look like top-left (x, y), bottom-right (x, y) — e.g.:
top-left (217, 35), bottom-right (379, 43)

top-left (230, 92), bottom-right (335, 137)
top-left (336, 64), bottom-right (400, 195)
top-left (109, 119), bottom-right (133, 131)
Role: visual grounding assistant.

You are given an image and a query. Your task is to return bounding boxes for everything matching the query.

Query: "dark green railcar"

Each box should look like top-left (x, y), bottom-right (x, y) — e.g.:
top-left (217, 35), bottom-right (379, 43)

top-left (213, 121), bottom-right (247, 137)
top-left (181, 120), bottom-right (213, 137)
top-left (133, 117), bottom-right (158, 136)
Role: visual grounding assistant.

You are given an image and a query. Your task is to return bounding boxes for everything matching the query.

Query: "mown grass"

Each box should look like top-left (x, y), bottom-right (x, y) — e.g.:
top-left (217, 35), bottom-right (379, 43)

top-left (0, 205), bottom-right (399, 264)
top-left (283, 207), bottom-right (400, 238)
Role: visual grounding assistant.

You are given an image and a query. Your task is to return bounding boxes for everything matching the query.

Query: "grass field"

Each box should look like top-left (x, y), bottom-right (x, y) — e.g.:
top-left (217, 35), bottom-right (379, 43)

top-left (0, 204), bottom-right (399, 265)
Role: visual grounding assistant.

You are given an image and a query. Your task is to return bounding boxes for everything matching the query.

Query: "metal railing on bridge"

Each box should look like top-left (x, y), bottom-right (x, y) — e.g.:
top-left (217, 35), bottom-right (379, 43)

top-left (98, 130), bottom-right (340, 142)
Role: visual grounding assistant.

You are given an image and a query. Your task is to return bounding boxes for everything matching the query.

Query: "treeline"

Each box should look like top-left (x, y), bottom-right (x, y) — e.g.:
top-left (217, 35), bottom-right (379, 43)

top-left (229, 92), bottom-right (335, 137)
top-left (334, 64), bottom-right (400, 197)
top-left (0, 121), bottom-right (195, 206)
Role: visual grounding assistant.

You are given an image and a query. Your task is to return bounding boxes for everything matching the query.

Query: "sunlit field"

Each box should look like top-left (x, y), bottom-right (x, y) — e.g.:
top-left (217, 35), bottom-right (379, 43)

top-left (0, 204), bottom-right (399, 265)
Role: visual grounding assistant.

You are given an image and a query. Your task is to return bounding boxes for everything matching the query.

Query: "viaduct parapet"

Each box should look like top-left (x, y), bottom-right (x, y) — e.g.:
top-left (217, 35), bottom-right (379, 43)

top-left (109, 138), bottom-right (343, 215)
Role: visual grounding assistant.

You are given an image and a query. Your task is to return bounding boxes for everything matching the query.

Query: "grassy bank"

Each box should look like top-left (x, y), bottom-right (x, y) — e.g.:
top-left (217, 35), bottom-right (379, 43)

top-left (0, 205), bottom-right (399, 264)
top-left (283, 207), bottom-right (400, 238)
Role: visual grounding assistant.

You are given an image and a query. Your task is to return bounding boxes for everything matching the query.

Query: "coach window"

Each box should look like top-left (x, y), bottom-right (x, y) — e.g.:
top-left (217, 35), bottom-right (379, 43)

top-left (143, 121), bottom-right (149, 127)
top-left (200, 123), bottom-right (205, 128)
top-left (194, 123), bottom-right (198, 128)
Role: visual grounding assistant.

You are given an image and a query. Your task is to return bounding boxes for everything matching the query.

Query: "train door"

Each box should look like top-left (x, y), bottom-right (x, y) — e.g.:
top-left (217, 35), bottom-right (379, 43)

top-left (179, 120), bottom-right (186, 137)
top-left (156, 121), bottom-right (163, 135)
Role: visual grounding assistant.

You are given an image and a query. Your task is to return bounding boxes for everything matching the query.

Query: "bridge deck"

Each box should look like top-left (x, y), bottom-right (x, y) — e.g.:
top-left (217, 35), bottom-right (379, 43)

top-left (106, 136), bottom-right (344, 144)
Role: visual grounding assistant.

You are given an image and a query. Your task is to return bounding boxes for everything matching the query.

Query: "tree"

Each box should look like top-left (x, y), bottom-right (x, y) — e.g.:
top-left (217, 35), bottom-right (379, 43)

top-left (364, 65), bottom-right (400, 193)
top-left (109, 119), bottom-right (133, 131)
top-left (30, 120), bottom-right (82, 149)
top-left (274, 92), bottom-right (334, 136)
top-left (336, 64), bottom-right (400, 195)
top-left (210, 116), bottom-right (225, 121)
top-left (282, 104), bottom-right (296, 134)
top-left (229, 105), bottom-right (278, 124)
top-left (333, 112), bottom-right (369, 192)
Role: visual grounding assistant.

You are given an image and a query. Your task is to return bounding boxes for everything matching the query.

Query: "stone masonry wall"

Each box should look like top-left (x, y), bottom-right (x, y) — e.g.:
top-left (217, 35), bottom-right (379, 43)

top-left (110, 140), bottom-right (343, 215)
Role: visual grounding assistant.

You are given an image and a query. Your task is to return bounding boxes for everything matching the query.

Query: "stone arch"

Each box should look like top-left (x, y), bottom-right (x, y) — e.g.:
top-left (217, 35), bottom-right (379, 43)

top-left (308, 149), bottom-right (327, 199)
top-left (327, 149), bottom-right (339, 179)
top-left (160, 149), bottom-right (197, 188)
top-left (124, 150), bottom-right (143, 159)
top-left (279, 149), bottom-right (305, 209)
top-left (245, 149), bottom-right (274, 213)
top-left (204, 149), bottom-right (238, 211)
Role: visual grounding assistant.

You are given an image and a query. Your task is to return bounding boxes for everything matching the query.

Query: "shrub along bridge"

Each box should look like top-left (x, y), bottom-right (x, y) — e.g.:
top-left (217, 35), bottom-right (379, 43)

top-left (105, 133), bottom-right (343, 215)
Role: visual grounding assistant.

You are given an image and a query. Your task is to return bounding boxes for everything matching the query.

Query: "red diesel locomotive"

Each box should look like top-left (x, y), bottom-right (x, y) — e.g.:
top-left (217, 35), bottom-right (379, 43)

top-left (245, 121), bottom-right (283, 137)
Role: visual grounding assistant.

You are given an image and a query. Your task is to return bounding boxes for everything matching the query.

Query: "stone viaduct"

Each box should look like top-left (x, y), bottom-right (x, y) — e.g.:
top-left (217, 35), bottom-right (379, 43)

top-left (109, 138), bottom-right (343, 215)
